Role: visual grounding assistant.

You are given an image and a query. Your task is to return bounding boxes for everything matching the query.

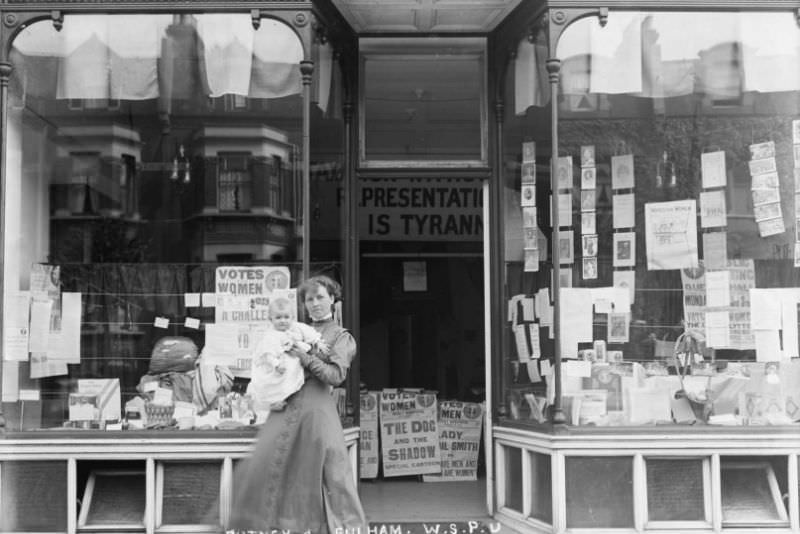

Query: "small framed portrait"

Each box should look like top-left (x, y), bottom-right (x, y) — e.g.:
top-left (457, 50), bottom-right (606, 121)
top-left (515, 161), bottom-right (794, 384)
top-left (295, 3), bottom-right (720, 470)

top-left (524, 248), bottom-right (539, 272)
top-left (581, 211), bottom-right (596, 235)
top-left (524, 227), bottom-right (538, 249)
top-left (522, 207), bottom-right (537, 228)
top-left (579, 349), bottom-right (597, 362)
top-left (580, 145), bottom-right (595, 168)
top-left (582, 234), bottom-right (598, 257)
top-left (581, 190), bottom-right (596, 212)
top-left (582, 257), bottom-right (598, 280)
top-left (608, 350), bottom-right (624, 363)
top-left (581, 167), bottom-right (597, 190)
top-left (522, 141), bottom-right (536, 163)
top-left (521, 162), bottom-right (537, 184)
top-left (607, 312), bottom-right (630, 343)
top-left (558, 231), bottom-right (574, 264)
top-left (557, 156), bottom-right (573, 190)
top-left (521, 185), bottom-right (536, 207)
top-left (613, 232), bottom-right (636, 267)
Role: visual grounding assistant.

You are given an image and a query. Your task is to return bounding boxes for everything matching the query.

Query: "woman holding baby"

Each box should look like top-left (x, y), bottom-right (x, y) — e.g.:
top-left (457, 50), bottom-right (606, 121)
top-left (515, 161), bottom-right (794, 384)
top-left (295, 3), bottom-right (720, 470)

top-left (229, 275), bottom-right (367, 534)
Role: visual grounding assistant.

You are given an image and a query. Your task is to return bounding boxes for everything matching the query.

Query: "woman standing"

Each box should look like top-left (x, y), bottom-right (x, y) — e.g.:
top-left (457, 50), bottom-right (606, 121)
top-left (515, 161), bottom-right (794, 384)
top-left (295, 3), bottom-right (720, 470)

top-left (229, 275), bottom-right (367, 533)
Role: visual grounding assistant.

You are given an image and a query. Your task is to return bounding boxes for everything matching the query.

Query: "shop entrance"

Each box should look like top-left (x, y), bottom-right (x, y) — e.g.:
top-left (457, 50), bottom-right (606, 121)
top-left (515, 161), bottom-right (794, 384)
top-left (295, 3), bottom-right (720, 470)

top-left (358, 252), bottom-right (488, 522)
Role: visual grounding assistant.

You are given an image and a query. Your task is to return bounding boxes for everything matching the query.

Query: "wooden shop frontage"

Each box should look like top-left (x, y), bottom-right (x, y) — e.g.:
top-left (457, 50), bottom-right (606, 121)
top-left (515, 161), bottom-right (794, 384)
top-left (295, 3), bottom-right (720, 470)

top-left (1, 1), bottom-right (800, 532)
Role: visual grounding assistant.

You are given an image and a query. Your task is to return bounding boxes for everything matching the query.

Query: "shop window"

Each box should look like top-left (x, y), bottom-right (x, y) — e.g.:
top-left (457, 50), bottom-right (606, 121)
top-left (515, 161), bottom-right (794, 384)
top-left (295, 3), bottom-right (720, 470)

top-left (0, 461), bottom-right (68, 532)
top-left (645, 457), bottom-right (709, 525)
top-left (2, 12), bottom-right (339, 435)
top-left (500, 9), bottom-right (800, 430)
top-left (360, 37), bottom-right (487, 166)
top-left (501, 445), bottom-right (524, 513)
top-left (529, 452), bottom-right (552, 524)
top-left (721, 456), bottom-right (789, 527)
top-left (157, 461), bottom-right (222, 526)
top-left (565, 456), bottom-right (634, 528)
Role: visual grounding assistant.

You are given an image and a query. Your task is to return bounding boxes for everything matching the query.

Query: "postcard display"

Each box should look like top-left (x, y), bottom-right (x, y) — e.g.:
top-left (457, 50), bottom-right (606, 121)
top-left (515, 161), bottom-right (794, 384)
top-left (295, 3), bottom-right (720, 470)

top-left (508, 125), bottom-right (800, 427)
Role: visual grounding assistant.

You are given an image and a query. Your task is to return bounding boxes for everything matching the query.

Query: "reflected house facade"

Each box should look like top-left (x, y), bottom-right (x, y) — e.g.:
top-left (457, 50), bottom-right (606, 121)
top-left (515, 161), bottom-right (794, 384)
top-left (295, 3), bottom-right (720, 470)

top-left (1, 1), bottom-right (800, 533)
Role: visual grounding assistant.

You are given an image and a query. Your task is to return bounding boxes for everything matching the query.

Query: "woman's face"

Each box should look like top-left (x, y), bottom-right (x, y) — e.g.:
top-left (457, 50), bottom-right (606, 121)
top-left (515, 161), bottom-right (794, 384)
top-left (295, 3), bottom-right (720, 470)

top-left (304, 284), bottom-right (334, 321)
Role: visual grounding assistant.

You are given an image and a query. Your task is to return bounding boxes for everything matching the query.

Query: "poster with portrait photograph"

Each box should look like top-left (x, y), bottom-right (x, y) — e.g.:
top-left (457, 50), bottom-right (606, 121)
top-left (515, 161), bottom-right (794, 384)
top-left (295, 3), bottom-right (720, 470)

top-left (582, 234), bottom-right (598, 257)
top-left (558, 230), bottom-right (574, 265)
top-left (523, 141), bottom-right (536, 163)
top-left (581, 211), bottom-right (596, 235)
top-left (521, 162), bottom-right (536, 184)
top-left (581, 190), bottom-right (596, 212)
top-left (613, 232), bottom-right (636, 267)
top-left (582, 257), bottom-right (598, 280)
top-left (611, 154), bottom-right (634, 190)
top-left (581, 167), bottom-right (596, 190)
top-left (613, 270), bottom-right (635, 303)
top-left (607, 313), bottom-right (630, 343)
top-left (521, 185), bottom-right (536, 207)
top-left (557, 156), bottom-right (573, 189)
top-left (580, 145), bottom-right (595, 167)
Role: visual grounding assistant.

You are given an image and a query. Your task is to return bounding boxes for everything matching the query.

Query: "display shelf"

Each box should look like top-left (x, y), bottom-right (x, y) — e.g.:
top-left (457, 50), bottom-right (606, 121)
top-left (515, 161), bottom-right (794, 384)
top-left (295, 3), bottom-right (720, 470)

top-left (0, 427), bottom-right (360, 534)
top-left (493, 425), bottom-right (800, 534)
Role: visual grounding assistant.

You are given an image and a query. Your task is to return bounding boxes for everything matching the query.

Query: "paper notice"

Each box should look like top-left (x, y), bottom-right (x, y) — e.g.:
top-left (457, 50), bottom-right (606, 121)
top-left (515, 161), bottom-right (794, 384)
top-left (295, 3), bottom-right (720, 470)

top-left (754, 329), bottom-right (782, 362)
top-left (201, 292), bottom-right (217, 307)
top-left (699, 190), bottom-right (727, 228)
top-left (49, 292), bottom-right (81, 363)
top-left (590, 287), bottom-right (631, 314)
top-left (705, 310), bottom-right (730, 348)
top-left (613, 270), bottom-right (636, 303)
top-left (29, 299), bottom-right (53, 353)
top-left (523, 141), bottom-right (536, 162)
top-left (749, 157), bottom-right (777, 176)
top-left (702, 231), bottom-right (728, 270)
top-left (521, 298), bottom-right (535, 322)
top-left (30, 352), bottom-right (68, 379)
top-left (613, 193), bottom-right (636, 229)
top-left (185, 317), bottom-right (201, 329)
top-left (781, 294), bottom-right (799, 358)
top-left (757, 217), bottom-right (786, 237)
top-left (611, 154), bottom-right (635, 190)
top-left (705, 271), bottom-right (730, 308)
top-left (154, 316), bottom-right (170, 329)
top-left (645, 200), bottom-right (698, 270)
top-left (607, 312), bottom-right (630, 343)
top-left (750, 288), bottom-right (782, 330)
top-left (564, 360), bottom-right (592, 378)
top-left (749, 141), bottom-right (775, 160)
top-left (184, 293), bottom-right (201, 307)
top-left (560, 288), bottom-right (594, 358)
top-left (701, 151), bottom-right (727, 188)
top-left (3, 292), bottom-right (30, 361)
top-left (558, 230), bottom-right (574, 264)
top-left (2, 361), bottom-right (19, 402)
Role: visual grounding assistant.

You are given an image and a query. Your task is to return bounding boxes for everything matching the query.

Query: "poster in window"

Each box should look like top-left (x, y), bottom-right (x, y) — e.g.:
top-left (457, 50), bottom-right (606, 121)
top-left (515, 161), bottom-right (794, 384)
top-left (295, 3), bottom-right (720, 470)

top-left (749, 157), bottom-right (777, 176)
top-left (580, 145), bottom-right (595, 167)
top-left (581, 167), bottom-right (596, 190)
top-left (613, 270), bottom-right (635, 303)
top-left (749, 141), bottom-right (775, 160)
top-left (521, 185), bottom-right (536, 207)
top-left (558, 231), bottom-right (574, 265)
top-left (611, 154), bottom-right (634, 190)
top-left (582, 234), bottom-right (598, 257)
top-left (403, 261), bottom-right (427, 292)
top-left (607, 313), bottom-right (629, 343)
top-left (521, 162), bottom-right (536, 184)
top-left (613, 232), bottom-right (636, 267)
top-left (581, 211), bottom-right (596, 235)
top-left (699, 190), bottom-right (727, 228)
top-left (613, 193), bottom-right (636, 228)
top-left (701, 150), bottom-right (727, 189)
top-left (557, 156), bottom-right (573, 189)
top-left (582, 257), bottom-right (598, 280)
top-left (644, 200), bottom-right (698, 271)
top-left (581, 190), bottom-right (596, 211)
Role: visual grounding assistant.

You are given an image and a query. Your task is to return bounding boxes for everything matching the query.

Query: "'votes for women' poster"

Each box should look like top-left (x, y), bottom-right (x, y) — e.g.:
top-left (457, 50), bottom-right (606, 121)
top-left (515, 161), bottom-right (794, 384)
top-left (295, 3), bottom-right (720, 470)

top-left (645, 200), bottom-right (698, 270)
top-left (423, 401), bottom-right (484, 482)
top-left (359, 392), bottom-right (380, 479)
top-left (379, 390), bottom-right (441, 477)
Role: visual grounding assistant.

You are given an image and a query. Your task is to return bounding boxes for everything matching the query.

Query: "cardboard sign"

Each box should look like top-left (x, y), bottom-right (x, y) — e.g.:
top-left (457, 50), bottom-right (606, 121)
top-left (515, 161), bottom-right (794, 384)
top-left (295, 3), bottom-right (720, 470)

top-left (423, 401), bottom-right (484, 482)
top-left (379, 391), bottom-right (441, 477)
top-left (359, 392), bottom-right (380, 479)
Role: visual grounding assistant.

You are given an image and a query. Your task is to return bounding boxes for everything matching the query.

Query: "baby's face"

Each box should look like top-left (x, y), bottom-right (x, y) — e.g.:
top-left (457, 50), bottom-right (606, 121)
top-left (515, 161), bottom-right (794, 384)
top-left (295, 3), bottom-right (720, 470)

top-left (269, 310), bottom-right (292, 331)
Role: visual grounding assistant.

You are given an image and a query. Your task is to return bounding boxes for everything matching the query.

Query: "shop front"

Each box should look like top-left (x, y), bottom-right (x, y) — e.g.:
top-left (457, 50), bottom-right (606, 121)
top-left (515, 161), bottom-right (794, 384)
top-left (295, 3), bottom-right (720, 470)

top-left (1, 0), bottom-right (800, 532)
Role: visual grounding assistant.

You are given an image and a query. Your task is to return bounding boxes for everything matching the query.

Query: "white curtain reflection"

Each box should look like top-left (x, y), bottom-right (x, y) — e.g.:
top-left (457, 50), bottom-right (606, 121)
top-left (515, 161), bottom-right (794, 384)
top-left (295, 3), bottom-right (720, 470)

top-left (515, 11), bottom-right (800, 112)
top-left (11, 14), bottom-right (309, 101)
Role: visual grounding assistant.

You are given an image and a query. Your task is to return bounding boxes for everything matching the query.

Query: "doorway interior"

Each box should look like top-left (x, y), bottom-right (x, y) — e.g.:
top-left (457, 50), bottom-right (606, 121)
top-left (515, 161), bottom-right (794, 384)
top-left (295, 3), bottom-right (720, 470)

top-left (358, 252), bottom-right (488, 521)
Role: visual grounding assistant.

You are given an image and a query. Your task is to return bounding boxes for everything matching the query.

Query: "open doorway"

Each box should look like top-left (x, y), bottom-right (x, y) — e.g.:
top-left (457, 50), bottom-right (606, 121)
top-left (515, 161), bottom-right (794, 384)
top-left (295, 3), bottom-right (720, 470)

top-left (358, 253), bottom-right (488, 522)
